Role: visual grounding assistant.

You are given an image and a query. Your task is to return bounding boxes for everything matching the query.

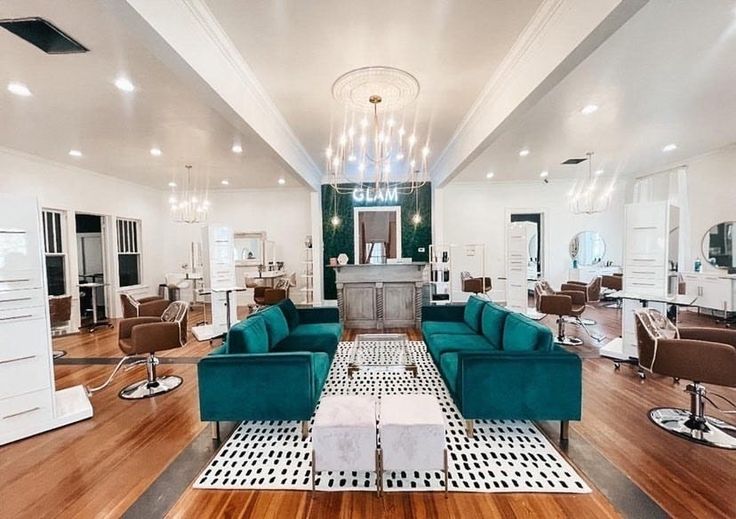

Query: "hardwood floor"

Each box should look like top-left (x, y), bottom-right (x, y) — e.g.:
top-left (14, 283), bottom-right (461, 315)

top-left (1, 303), bottom-right (735, 518)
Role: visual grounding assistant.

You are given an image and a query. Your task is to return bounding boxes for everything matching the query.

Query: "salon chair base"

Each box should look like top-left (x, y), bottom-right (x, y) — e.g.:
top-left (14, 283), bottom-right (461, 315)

top-left (118, 354), bottom-right (183, 400)
top-left (555, 318), bottom-right (583, 346)
top-left (649, 408), bottom-right (736, 449)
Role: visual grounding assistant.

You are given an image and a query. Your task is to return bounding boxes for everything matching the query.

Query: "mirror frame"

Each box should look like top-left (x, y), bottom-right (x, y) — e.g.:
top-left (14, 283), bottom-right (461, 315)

top-left (233, 231), bottom-right (266, 266)
top-left (569, 231), bottom-right (606, 267)
top-left (701, 221), bottom-right (734, 270)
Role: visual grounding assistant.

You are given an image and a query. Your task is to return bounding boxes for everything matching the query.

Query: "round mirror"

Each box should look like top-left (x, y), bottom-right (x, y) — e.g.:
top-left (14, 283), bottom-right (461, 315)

top-left (702, 221), bottom-right (734, 269)
top-left (569, 231), bottom-right (605, 266)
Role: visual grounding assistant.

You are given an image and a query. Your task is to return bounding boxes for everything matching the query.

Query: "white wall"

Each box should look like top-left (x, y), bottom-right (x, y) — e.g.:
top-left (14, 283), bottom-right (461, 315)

top-left (0, 147), bottom-right (166, 320)
top-left (161, 187), bottom-right (313, 302)
top-left (681, 145), bottom-right (736, 271)
top-left (438, 179), bottom-right (627, 298)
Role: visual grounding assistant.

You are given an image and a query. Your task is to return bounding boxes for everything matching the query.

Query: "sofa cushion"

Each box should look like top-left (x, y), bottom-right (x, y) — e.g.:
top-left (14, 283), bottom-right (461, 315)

top-left (258, 306), bottom-right (290, 348)
top-left (439, 352), bottom-right (459, 396)
top-left (291, 322), bottom-right (342, 342)
top-left (422, 321), bottom-right (476, 337)
top-left (481, 302), bottom-right (513, 349)
top-left (425, 333), bottom-right (492, 364)
top-left (273, 333), bottom-right (338, 360)
top-left (463, 296), bottom-right (486, 333)
top-left (312, 352), bottom-right (331, 397)
top-left (277, 299), bottom-right (300, 331)
top-left (502, 313), bottom-right (554, 352)
top-left (227, 316), bottom-right (269, 354)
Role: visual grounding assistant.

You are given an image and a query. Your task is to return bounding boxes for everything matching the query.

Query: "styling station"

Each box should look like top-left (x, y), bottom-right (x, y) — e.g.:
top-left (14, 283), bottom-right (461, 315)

top-left (331, 262), bottom-right (425, 328)
top-left (2, 2), bottom-right (736, 518)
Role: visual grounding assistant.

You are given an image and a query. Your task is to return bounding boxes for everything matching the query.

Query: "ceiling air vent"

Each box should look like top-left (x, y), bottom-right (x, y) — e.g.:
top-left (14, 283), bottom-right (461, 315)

top-left (0, 17), bottom-right (88, 54)
top-left (561, 157), bottom-right (588, 165)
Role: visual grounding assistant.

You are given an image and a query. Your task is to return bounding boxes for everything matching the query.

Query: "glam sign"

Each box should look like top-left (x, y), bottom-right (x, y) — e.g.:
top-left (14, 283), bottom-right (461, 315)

top-left (351, 186), bottom-right (399, 204)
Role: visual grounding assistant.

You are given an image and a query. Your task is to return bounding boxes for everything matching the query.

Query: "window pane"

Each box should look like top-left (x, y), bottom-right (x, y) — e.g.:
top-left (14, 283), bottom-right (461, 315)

top-left (118, 253), bottom-right (140, 287)
top-left (46, 256), bottom-right (66, 296)
top-left (54, 212), bottom-right (62, 252)
top-left (44, 212), bottom-right (52, 253)
top-left (132, 221), bottom-right (138, 252)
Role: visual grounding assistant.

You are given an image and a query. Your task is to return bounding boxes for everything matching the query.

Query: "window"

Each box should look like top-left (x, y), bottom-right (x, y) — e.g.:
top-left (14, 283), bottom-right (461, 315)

top-left (117, 218), bottom-right (141, 287)
top-left (366, 242), bottom-right (386, 264)
top-left (42, 210), bottom-right (66, 296)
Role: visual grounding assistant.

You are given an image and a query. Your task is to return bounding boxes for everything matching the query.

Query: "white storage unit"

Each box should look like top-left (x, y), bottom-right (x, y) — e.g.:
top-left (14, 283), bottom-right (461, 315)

top-left (429, 244), bottom-right (452, 304)
top-left (506, 222), bottom-right (536, 313)
top-left (0, 194), bottom-right (92, 446)
top-left (681, 271), bottom-right (736, 313)
top-left (201, 224), bottom-right (237, 336)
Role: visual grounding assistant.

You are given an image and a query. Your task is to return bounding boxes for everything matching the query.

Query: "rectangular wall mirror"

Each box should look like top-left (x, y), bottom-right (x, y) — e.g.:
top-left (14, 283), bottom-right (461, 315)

top-left (353, 206), bottom-right (402, 264)
top-left (233, 231), bottom-right (266, 266)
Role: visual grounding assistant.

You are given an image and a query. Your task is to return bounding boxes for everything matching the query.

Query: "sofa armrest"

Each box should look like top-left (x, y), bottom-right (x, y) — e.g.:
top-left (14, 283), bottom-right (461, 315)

top-left (422, 304), bottom-right (465, 322)
top-left (197, 352), bottom-right (320, 421)
top-left (456, 349), bottom-right (582, 421)
top-left (297, 306), bottom-right (339, 324)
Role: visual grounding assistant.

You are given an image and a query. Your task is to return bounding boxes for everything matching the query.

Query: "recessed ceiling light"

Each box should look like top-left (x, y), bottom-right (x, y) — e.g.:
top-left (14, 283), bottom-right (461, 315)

top-left (7, 82), bottom-right (31, 97)
top-left (221, 179), bottom-right (229, 185)
top-left (150, 148), bottom-right (162, 156)
top-left (68, 149), bottom-right (82, 157)
top-left (662, 143), bottom-right (677, 152)
top-left (540, 170), bottom-right (549, 178)
top-left (232, 144), bottom-right (243, 154)
top-left (278, 177), bottom-right (286, 185)
top-left (168, 181), bottom-right (176, 187)
top-left (114, 77), bottom-right (135, 92)
top-left (581, 104), bottom-right (599, 115)
top-left (486, 172), bottom-right (494, 179)
top-left (519, 149), bottom-right (530, 157)
top-left (594, 169), bottom-right (604, 176)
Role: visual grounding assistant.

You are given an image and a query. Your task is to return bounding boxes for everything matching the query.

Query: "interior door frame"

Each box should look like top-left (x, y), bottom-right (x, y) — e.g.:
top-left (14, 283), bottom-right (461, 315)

top-left (353, 205), bottom-right (402, 264)
top-left (505, 208), bottom-right (548, 280)
top-left (73, 211), bottom-right (112, 323)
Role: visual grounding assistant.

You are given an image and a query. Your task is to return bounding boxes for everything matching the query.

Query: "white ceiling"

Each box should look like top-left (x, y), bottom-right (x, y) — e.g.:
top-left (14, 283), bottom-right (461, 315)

top-left (201, 0), bottom-right (543, 175)
top-left (455, 0), bottom-right (736, 184)
top-left (0, 0), bottom-right (299, 189)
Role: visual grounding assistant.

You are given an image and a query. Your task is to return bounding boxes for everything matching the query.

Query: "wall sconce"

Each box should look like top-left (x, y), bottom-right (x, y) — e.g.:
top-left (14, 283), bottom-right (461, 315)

top-left (330, 215), bottom-right (341, 227)
top-left (412, 213), bottom-right (422, 225)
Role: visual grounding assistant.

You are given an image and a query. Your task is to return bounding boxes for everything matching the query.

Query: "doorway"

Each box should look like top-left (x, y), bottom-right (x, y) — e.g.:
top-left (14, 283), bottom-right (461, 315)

top-left (75, 213), bottom-right (109, 328)
top-left (354, 206), bottom-right (402, 264)
top-left (510, 212), bottom-right (543, 279)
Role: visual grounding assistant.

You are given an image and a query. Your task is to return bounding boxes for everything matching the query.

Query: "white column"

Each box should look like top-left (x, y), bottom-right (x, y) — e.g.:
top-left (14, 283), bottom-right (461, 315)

top-left (310, 190), bottom-right (324, 305)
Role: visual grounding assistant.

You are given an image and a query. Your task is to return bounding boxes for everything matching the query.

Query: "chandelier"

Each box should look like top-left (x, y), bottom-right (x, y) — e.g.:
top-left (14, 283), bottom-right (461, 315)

top-left (168, 164), bottom-right (210, 223)
top-left (569, 152), bottom-right (613, 215)
top-left (326, 66), bottom-right (430, 195)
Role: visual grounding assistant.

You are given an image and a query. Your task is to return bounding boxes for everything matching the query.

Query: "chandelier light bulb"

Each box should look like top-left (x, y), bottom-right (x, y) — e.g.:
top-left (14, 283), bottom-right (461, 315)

top-left (422, 146), bottom-right (430, 157)
top-left (168, 181), bottom-right (176, 187)
top-left (398, 127), bottom-right (405, 136)
top-left (332, 157), bottom-right (340, 167)
top-left (339, 134), bottom-right (347, 145)
top-left (396, 153), bottom-right (405, 160)
top-left (347, 127), bottom-right (355, 137)
top-left (408, 135), bottom-right (417, 146)
top-left (360, 118), bottom-right (368, 128)
top-left (168, 196), bottom-right (177, 204)
top-left (358, 163), bottom-right (366, 172)
top-left (410, 159), bottom-right (416, 168)
top-left (387, 118), bottom-right (396, 128)
top-left (360, 135), bottom-right (367, 146)
top-left (348, 154), bottom-right (356, 162)
top-left (325, 147), bottom-right (333, 158)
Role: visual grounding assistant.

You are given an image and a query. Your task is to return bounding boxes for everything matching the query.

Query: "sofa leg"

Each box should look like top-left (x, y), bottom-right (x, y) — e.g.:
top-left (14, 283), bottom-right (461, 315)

top-left (560, 420), bottom-right (569, 443)
top-left (211, 421), bottom-right (220, 442)
top-left (465, 419), bottom-right (474, 438)
top-left (301, 420), bottom-right (309, 440)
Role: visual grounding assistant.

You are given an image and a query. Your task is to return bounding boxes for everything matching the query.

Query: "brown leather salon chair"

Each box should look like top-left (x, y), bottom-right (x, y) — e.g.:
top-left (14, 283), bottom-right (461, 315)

top-left (635, 308), bottom-right (736, 449)
top-left (254, 278), bottom-right (290, 307)
top-left (86, 301), bottom-right (188, 400)
top-left (120, 293), bottom-right (170, 318)
top-left (535, 281), bottom-right (600, 346)
top-left (601, 274), bottom-right (623, 308)
top-left (460, 271), bottom-right (492, 295)
top-left (562, 277), bottom-right (601, 325)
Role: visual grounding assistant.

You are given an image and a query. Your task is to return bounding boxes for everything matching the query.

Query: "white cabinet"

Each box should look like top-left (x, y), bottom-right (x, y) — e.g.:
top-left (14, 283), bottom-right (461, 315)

top-left (506, 222), bottom-right (536, 312)
top-left (682, 272), bottom-right (736, 312)
top-left (201, 224), bottom-right (237, 335)
top-left (568, 265), bottom-right (622, 283)
top-left (0, 194), bottom-right (92, 446)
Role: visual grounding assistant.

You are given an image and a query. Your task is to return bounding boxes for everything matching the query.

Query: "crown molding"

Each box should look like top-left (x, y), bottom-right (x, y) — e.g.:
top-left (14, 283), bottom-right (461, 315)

top-left (125, 0), bottom-right (321, 190)
top-left (431, 0), bottom-right (648, 187)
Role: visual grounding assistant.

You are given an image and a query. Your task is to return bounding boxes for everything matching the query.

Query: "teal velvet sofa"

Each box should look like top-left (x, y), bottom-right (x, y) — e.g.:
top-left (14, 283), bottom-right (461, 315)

top-left (422, 296), bottom-right (582, 441)
top-left (197, 300), bottom-right (342, 439)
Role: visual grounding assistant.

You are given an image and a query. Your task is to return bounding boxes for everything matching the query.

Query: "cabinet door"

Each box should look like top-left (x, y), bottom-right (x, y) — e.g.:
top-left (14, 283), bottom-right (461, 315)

top-left (344, 285), bottom-right (376, 321)
top-left (383, 283), bottom-right (415, 322)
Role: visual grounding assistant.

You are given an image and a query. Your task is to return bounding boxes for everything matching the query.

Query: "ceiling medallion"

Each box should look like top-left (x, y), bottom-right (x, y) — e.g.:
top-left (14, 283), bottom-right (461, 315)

top-left (326, 66), bottom-right (429, 198)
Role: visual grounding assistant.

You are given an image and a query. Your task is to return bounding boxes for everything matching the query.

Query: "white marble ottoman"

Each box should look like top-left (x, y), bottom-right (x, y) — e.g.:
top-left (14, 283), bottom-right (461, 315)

top-left (311, 395), bottom-right (379, 494)
top-left (379, 394), bottom-right (448, 493)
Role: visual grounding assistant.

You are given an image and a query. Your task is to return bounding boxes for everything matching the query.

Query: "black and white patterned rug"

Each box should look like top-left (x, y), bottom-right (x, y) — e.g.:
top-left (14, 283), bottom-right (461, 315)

top-left (194, 341), bottom-right (590, 494)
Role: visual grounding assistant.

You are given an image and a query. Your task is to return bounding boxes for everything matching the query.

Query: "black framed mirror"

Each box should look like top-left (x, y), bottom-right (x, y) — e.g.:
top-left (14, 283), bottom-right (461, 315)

top-left (702, 221), bottom-right (734, 270)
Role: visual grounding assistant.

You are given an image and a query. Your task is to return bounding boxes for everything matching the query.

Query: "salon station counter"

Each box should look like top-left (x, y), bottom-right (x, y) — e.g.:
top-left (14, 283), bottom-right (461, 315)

top-left (331, 262), bottom-right (426, 328)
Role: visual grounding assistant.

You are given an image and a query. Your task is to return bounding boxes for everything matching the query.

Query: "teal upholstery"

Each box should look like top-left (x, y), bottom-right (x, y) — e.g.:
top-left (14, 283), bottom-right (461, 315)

top-left (277, 299), bottom-right (300, 331)
top-left (426, 333), bottom-right (493, 364)
top-left (290, 322), bottom-right (342, 342)
top-left (258, 306), bottom-right (290, 348)
top-left (226, 317), bottom-right (269, 354)
top-left (463, 296), bottom-right (485, 332)
top-left (421, 321), bottom-right (476, 337)
top-left (480, 302), bottom-right (512, 349)
top-left (198, 301), bottom-right (342, 423)
top-left (422, 300), bottom-right (582, 429)
top-left (502, 313), bottom-right (553, 352)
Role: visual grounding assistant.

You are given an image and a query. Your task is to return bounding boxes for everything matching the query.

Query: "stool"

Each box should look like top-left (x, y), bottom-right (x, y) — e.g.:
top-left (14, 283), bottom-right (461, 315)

top-left (311, 395), bottom-right (379, 495)
top-left (379, 394), bottom-right (448, 494)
